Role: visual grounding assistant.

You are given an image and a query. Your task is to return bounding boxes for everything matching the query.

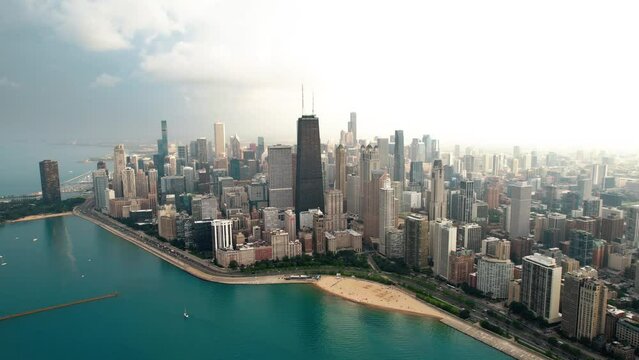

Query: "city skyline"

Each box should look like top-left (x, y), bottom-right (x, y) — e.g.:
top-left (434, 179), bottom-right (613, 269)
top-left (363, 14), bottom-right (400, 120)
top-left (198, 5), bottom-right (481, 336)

top-left (1, 1), bottom-right (638, 150)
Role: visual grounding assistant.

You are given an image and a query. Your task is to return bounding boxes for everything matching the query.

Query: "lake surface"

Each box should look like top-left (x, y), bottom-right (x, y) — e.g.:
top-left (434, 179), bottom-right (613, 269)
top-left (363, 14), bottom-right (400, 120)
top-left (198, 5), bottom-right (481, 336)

top-left (0, 140), bottom-right (113, 196)
top-left (0, 216), bottom-right (511, 359)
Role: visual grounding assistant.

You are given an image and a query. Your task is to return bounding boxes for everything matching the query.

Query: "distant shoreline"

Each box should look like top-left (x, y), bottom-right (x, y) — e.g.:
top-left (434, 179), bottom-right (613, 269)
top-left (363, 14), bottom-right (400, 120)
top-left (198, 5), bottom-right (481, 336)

top-left (6, 212), bottom-right (73, 224)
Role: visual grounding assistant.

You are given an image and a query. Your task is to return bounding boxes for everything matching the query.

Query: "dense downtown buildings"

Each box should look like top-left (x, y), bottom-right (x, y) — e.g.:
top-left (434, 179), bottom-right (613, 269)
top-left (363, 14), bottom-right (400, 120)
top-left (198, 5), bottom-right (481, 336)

top-left (63, 107), bottom-right (639, 358)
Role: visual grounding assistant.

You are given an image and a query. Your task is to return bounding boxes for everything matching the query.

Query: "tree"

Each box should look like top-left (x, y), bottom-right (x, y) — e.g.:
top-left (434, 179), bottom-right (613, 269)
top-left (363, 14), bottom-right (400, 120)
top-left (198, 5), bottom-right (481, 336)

top-left (229, 260), bottom-right (238, 270)
top-left (459, 309), bottom-right (470, 319)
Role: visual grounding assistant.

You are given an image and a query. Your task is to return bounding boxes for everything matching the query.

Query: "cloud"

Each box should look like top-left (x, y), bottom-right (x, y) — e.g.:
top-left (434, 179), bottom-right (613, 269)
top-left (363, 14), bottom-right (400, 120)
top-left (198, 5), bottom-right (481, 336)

top-left (0, 76), bottom-right (19, 88)
top-left (90, 73), bottom-right (121, 88)
top-left (25, 0), bottom-right (185, 51)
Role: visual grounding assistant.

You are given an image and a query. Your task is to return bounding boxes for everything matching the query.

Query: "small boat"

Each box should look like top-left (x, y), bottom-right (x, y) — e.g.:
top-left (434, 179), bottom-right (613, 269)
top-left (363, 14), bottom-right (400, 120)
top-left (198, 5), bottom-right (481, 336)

top-left (33, 238), bottom-right (38, 242)
top-left (0, 256), bottom-right (6, 266)
top-left (81, 274), bottom-right (85, 278)
top-left (183, 308), bottom-right (189, 319)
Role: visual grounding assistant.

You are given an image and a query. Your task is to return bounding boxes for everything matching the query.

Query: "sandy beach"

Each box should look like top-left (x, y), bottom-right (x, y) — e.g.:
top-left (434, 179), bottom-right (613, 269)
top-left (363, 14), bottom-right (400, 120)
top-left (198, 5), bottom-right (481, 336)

top-left (315, 276), bottom-right (445, 318)
top-left (315, 276), bottom-right (546, 360)
top-left (8, 212), bottom-right (73, 223)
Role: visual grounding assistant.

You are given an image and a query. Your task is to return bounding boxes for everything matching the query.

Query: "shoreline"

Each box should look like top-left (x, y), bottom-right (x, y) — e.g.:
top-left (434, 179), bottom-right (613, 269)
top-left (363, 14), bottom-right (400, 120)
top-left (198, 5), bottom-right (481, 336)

top-left (6, 212), bottom-right (73, 224)
top-left (73, 208), bottom-right (544, 359)
top-left (315, 276), bottom-right (545, 360)
top-left (74, 210), bottom-right (308, 285)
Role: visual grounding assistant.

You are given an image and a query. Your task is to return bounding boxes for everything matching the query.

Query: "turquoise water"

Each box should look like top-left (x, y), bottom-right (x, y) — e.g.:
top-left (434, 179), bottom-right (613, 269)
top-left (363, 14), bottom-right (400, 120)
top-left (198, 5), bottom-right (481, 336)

top-left (0, 217), bottom-right (511, 359)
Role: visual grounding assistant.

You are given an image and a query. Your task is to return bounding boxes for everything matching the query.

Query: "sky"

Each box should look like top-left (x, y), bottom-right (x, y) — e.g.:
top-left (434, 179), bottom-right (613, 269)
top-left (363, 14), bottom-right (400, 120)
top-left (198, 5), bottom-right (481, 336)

top-left (0, 0), bottom-right (638, 152)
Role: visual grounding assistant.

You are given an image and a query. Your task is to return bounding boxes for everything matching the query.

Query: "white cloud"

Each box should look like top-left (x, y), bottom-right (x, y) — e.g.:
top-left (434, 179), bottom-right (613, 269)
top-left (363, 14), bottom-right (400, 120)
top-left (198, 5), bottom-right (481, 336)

top-left (25, 0), bottom-right (185, 51)
top-left (90, 73), bottom-right (121, 88)
top-left (19, 1), bottom-right (639, 149)
top-left (0, 76), bottom-right (19, 88)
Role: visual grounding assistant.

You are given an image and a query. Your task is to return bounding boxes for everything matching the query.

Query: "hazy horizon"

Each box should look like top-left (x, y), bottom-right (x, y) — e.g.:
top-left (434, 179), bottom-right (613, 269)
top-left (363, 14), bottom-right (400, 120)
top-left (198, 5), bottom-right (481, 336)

top-left (1, 1), bottom-right (638, 151)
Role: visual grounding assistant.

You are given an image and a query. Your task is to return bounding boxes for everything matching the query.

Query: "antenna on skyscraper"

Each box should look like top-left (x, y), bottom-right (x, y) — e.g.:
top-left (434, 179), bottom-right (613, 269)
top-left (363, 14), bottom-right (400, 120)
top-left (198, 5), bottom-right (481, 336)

top-left (312, 90), bottom-right (315, 115)
top-left (301, 84), bottom-right (305, 114)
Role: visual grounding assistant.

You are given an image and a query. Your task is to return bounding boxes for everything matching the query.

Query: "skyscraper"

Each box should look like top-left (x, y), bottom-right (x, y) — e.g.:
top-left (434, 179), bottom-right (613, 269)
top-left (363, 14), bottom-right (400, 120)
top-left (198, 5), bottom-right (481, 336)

top-left (431, 219), bottom-right (457, 280)
top-left (214, 122), bottom-right (226, 159)
top-left (458, 180), bottom-right (475, 223)
top-left (212, 219), bottom-right (233, 253)
top-left (379, 177), bottom-right (395, 256)
top-left (429, 160), bottom-right (446, 221)
top-left (477, 256), bottom-right (514, 299)
top-left (335, 145), bottom-right (346, 200)
top-left (626, 205), bottom-right (639, 247)
top-left (92, 169), bottom-right (109, 210)
top-left (359, 145), bottom-right (380, 217)
top-left (577, 178), bottom-right (593, 201)
top-left (377, 138), bottom-right (390, 169)
top-left (39, 160), bottom-right (61, 203)
top-left (121, 167), bottom-right (137, 199)
top-left (160, 120), bottom-right (168, 154)
top-left (135, 169), bottom-right (149, 199)
top-left (230, 135), bottom-right (241, 159)
top-left (409, 161), bottom-right (424, 187)
top-left (324, 190), bottom-right (346, 232)
top-left (521, 253), bottom-right (562, 323)
top-left (113, 144), bottom-right (126, 198)
top-left (393, 130), bottom-right (405, 185)
top-left (256, 136), bottom-right (265, 163)
top-left (509, 182), bottom-right (532, 238)
top-left (348, 112), bottom-right (357, 144)
top-left (295, 115), bottom-right (324, 229)
top-left (268, 145), bottom-right (293, 209)
top-left (561, 267), bottom-right (607, 341)
top-left (404, 213), bottom-right (429, 269)
top-left (197, 138), bottom-right (208, 166)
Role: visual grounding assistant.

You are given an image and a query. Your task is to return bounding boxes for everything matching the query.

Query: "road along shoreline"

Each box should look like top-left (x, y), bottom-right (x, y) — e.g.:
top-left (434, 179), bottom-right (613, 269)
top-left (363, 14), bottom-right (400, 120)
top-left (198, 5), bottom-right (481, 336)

top-left (74, 209), bottom-right (545, 359)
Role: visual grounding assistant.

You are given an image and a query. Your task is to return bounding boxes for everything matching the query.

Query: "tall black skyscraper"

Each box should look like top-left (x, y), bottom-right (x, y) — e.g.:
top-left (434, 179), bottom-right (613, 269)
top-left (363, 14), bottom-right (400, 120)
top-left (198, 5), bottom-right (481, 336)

top-left (39, 160), bottom-right (61, 203)
top-left (295, 115), bottom-right (324, 229)
top-left (393, 130), bottom-right (405, 184)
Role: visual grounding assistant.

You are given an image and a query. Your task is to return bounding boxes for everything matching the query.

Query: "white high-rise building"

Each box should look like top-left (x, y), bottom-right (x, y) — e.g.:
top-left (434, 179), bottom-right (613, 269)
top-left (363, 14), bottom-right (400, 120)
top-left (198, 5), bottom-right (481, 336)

top-left (214, 122), bottom-right (226, 159)
top-left (477, 256), bottom-right (514, 299)
top-left (121, 167), bottom-right (136, 199)
top-left (521, 253), bottom-right (562, 323)
top-left (626, 205), bottom-right (639, 247)
top-left (283, 209), bottom-right (296, 243)
top-left (167, 155), bottom-right (177, 176)
top-left (213, 219), bottom-right (233, 252)
top-left (430, 219), bottom-right (457, 280)
top-left (267, 145), bottom-right (293, 209)
top-left (113, 144), bottom-right (126, 198)
top-left (509, 182), bottom-right (532, 238)
top-left (379, 177), bottom-right (395, 256)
